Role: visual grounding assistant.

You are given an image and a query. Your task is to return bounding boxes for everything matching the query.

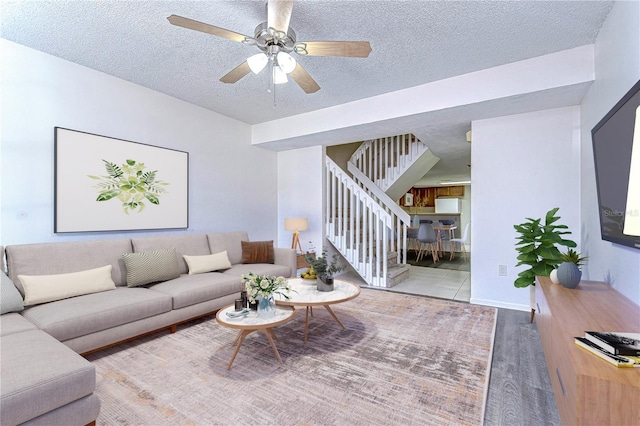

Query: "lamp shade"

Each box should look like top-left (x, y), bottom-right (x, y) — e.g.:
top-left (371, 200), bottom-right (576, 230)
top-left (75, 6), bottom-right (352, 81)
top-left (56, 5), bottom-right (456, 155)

top-left (284, 218), bottom-right (308, 232)
top-left (276, 51), bottom-right (297, 74)
top-left (273, 65), bottom-right (288, 84)
top-left (247, 53), bottom-right (268, 74)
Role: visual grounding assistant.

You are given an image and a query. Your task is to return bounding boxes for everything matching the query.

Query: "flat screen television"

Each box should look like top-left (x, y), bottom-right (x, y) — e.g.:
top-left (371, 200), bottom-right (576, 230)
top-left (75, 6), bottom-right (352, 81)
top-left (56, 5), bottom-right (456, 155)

top-left (591, 79), bottom-right (640, 250)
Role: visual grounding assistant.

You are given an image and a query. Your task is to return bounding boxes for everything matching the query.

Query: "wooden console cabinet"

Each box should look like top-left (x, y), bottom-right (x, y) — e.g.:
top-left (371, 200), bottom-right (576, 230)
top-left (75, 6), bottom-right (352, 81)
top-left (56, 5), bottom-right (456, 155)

top-left (535, 277), bottom-right (640, 425)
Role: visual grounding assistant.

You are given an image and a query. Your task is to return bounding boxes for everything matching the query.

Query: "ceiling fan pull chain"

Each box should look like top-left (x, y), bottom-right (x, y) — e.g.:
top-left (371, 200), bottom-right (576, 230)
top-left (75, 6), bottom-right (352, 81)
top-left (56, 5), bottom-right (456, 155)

top-left (272, 63), bottom-right (277, 107)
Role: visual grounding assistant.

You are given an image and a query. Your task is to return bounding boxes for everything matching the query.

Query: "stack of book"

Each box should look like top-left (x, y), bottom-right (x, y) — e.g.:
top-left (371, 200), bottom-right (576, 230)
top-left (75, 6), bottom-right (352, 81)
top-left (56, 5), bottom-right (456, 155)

top-left (574, 332), bottom-right (640, 367)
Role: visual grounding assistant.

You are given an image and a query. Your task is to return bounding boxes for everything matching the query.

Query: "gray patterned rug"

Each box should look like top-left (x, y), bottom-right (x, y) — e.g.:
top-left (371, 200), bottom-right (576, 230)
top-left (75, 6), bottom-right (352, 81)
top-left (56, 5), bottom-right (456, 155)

top-left (87, 288), bottom-right (497, 425)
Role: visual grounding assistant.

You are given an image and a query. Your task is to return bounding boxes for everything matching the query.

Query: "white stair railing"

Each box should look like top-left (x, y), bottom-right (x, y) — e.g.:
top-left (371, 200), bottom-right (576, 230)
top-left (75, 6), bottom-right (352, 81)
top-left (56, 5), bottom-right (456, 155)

top-left (326, 157), bottom-right (394, 287)
top-left (351, 133), bottom-right (429, 192)
top-left (348, 164), bottom-right (411, 264)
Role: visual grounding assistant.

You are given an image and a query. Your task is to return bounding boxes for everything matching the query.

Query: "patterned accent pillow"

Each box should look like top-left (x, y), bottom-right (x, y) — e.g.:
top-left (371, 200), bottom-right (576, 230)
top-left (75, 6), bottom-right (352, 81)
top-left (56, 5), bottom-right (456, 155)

top-left (241, 240), bottom-right (274, 264)
top-left (122, 248), bottom-right (181, 287)
top-left (1, 272), bottom-right (24, 314)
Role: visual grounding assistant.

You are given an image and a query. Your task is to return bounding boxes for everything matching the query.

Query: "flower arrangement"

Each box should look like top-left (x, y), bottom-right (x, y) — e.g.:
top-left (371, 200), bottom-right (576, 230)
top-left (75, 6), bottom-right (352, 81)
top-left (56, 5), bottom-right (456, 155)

top-left (242, 272), bottom-right (293, 303)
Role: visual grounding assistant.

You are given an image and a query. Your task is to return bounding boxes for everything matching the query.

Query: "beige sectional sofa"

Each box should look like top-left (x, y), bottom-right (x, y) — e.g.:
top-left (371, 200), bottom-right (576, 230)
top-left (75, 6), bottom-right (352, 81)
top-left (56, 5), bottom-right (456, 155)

top-left (0, 231), bottom-right (296, 426)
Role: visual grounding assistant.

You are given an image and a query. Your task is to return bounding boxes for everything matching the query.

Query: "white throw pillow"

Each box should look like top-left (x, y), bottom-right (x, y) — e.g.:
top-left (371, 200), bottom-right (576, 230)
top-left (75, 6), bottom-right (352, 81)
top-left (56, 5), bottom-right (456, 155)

top-left (18, 265), bottom-right (116, 306)
top-left (184, 251), bottom-right (232, 275)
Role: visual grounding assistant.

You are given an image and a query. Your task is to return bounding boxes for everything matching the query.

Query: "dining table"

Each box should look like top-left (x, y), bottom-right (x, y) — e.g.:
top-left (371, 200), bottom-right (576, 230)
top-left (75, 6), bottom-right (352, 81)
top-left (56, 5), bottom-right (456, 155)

top-left (433, 224), bottom-right (457, 256)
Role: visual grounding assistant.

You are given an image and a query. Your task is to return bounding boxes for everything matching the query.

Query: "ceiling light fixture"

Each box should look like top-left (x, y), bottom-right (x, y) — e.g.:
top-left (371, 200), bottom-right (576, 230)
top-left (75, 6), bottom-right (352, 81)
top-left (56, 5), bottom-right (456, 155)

top-left (249, 44), bottom-right (299, 105)
top-left (247, 53), bottom-right (268, 74)
top-left (273, 65), bottom-right (288, 84)
top-left (276, 51), bottom-right (297, 73)
top-left (440, 180), bottom-right (471, 185)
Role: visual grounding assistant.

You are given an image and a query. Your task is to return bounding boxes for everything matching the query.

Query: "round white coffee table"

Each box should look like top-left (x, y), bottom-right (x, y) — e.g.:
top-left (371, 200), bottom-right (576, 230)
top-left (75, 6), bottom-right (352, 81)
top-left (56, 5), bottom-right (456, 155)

top-left (274, 278), bottom-right (360, 344)
top-left (216, 304), bottom-right (295, 369)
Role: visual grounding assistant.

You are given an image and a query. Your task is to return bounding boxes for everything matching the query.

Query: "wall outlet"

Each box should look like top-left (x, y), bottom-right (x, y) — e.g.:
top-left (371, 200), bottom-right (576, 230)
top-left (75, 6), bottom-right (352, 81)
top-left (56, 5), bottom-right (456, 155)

top-left (498, 265), bottom-right (507, 276)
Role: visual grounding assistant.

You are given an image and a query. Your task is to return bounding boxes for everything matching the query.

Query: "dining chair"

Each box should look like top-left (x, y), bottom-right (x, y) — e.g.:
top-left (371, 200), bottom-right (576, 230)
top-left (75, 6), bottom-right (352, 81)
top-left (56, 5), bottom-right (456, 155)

top-left (416, 223), bottom-right (438, 262)
top-left (449, 222), bottom-right (470, 261)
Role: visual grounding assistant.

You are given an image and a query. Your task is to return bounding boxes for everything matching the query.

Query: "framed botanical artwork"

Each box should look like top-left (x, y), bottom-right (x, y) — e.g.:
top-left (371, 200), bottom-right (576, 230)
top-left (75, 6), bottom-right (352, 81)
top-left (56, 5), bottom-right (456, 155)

top-left (54, 127), bottom-right (189, 232)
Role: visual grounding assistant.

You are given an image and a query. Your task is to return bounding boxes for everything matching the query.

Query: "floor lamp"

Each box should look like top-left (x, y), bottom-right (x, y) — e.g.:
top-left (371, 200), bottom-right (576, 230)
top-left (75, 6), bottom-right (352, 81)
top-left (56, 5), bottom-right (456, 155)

top-left (285, 218), bottom-right (308, 253)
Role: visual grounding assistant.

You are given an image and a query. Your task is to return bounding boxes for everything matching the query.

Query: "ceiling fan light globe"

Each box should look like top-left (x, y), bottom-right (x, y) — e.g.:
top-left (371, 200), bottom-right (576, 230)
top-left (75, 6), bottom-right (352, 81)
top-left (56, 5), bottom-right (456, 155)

top-left (247, 53), bottom-right (268, 74)
top-left (273, 66), bottom-right (288, 84)
top-left (276, 51), bottom-right (297, 74)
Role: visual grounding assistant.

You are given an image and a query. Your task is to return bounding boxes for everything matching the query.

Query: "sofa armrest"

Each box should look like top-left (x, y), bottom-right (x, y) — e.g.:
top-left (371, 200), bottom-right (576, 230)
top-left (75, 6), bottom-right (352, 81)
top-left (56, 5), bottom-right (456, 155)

top-left (273, 248), bottom-right (297, 277)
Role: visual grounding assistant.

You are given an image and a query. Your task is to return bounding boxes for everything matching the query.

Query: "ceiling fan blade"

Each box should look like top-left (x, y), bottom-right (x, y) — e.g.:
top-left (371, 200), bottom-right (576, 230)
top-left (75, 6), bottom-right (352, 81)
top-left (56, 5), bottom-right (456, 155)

top-left (219, 62), bottom-right (251, 84)
top-left (290, 64), bottom-right (320, 94)
top-left (168, 15), bottom-right (252, 44)
top-left (295, 41), bottom-right (372, 58)
top-left (268, 0), bottom-right (294, 35)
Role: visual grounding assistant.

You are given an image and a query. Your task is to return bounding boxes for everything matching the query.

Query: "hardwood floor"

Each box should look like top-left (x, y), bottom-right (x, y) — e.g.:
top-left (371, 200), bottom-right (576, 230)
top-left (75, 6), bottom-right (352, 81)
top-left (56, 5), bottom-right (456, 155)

top-left (484, 308), bottom-right (560, 426)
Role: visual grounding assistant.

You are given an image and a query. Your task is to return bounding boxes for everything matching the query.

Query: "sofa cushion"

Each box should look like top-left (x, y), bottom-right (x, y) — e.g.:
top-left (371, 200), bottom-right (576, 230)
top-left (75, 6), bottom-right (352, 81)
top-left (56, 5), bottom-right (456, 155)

top-left (18, 265), bottom-right (116, 306)
top-left (241, 240), bottom-right (274, 264)
top-left (20, 287), bottom-right (172, 342)
top-left (1, 272), bottom-right (24, 314)
top-left (223, 263), bottom-right (292, 279)
top-left (122, 249), bottom-right (181, 287)
top-left (5, 238), bottom-right (133, 288)
top-left (0, 330), bottom-right (96, 426)
top-left (184, 251), bottom-right (232, 275)
top-left (20, 393), bottom-right (100, 426)
top-left (147, 273), bottom-right (242, 310)
top-left (0, 313), bottom-right (37, 337)
top-left (132, 234), bottom-right (211, 275)
top-left (207, 232), bottom-right (248, 265)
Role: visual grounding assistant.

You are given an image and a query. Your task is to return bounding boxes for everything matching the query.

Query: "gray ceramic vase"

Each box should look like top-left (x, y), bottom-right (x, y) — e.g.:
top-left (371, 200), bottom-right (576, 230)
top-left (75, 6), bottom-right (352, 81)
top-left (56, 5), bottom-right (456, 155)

top-left (556, 262), bottom-right (582, 289)
top-left (317, 277), bottom-right (334, 292)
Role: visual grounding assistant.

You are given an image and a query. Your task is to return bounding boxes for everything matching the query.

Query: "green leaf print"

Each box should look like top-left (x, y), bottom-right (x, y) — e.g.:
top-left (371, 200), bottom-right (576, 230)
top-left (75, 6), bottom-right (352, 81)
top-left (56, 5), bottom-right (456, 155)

top-left (89, 158), bottom-right (170, 214)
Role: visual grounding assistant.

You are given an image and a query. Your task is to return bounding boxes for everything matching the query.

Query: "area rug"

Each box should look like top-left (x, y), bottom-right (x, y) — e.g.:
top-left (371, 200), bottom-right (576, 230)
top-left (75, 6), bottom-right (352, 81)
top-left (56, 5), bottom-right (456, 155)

top-left (87, 288), bottom-right (497, 425)
top-left (408, 253), bottom-right (471, 272)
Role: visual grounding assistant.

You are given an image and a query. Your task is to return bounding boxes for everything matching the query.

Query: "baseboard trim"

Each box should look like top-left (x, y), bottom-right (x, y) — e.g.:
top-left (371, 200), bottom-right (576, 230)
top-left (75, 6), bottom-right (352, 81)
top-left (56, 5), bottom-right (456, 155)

top-left (470, 297), bottom-right (529, 312)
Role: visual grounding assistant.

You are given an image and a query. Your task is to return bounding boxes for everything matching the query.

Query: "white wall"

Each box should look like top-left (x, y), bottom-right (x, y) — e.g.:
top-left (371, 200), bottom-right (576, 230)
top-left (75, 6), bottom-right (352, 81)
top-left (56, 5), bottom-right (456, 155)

top-left (277, 146), bottom-right (324, 253)
top-left (579, 0), bottom-right (640, 305)
top-left (0, 40), bottom-right (279, 245)
top-left (471, 106), bottom-right (581, 310)
top-left (459, 185), bottom-right (471, 250)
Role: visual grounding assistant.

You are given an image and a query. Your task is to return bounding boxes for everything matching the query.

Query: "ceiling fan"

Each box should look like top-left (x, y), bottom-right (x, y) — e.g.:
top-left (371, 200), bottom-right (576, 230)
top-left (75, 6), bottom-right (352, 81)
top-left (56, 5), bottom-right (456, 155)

top-left (167, 0), bottom-right (372, 94)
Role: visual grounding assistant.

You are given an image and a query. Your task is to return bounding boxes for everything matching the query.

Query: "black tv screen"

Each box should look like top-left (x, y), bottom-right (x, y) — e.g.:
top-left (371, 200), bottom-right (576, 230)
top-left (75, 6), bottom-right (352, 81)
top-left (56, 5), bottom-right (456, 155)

top-left (591, 79), bottom-right (640, 250)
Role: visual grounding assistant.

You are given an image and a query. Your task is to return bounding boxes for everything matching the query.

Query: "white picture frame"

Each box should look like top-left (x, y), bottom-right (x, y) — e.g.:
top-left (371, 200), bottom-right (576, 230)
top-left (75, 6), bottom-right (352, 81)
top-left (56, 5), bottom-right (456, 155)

top-left (404, 193), bottom-right (414, 206)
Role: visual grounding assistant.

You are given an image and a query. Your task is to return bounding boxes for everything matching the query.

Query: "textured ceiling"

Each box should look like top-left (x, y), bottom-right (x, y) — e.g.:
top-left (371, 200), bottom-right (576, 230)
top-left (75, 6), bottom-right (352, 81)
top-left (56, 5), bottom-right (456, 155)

top-left (1, 0), bottom-right (614, 183)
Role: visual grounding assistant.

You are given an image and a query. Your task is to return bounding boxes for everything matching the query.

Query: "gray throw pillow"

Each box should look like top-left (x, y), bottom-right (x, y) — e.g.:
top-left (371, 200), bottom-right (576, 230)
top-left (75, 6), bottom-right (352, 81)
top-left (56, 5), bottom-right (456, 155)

top-left (122, 248), bottom-right (181, 287)
top-left (1, 272), bottom-right (24, 314)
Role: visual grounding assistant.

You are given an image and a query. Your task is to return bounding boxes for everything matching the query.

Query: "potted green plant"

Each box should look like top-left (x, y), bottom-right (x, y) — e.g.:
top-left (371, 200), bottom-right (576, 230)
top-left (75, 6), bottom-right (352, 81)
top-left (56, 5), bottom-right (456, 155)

top-left (554, 248), bottom-right (588, 289)
top-left (304, 247), bottom-right (346, 292)
top-left (513, 207), bottom-right (577, 288)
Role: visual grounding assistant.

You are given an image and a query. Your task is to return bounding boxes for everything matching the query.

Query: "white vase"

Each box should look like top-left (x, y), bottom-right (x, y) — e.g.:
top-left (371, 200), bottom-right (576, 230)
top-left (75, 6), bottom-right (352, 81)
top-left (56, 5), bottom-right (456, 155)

top-left (550, 268), bottom-right (560, 285)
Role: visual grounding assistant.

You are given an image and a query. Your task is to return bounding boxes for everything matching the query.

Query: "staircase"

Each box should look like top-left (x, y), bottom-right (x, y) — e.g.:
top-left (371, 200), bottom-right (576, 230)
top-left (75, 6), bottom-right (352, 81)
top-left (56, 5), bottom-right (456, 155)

top-left (325, 133), bottom-right (440, 287)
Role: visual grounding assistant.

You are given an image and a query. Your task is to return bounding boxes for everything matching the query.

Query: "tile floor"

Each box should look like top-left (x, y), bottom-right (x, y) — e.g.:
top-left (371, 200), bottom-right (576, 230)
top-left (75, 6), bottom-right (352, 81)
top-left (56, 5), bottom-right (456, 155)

top-left (340, 264), bottom-right (471, 303)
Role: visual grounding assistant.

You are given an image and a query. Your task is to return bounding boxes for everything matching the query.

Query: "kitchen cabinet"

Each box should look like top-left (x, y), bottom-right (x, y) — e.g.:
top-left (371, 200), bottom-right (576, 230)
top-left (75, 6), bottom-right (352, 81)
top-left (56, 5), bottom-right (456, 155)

top-left (401, 186), bottom-right (464, 207)
top-left (436, 186), bottom-right (465, 197)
